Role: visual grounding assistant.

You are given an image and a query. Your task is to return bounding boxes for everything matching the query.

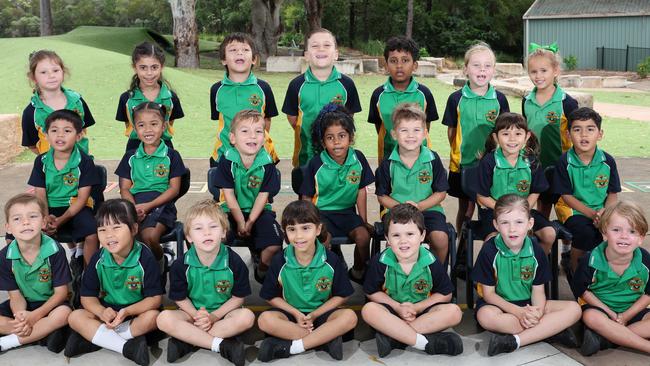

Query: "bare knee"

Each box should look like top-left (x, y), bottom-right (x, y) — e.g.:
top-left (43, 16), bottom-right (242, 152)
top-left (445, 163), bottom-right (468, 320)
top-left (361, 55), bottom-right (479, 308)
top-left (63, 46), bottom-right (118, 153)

top-left (336, 309), bottom-right (358, 330)
top-left (233, 308), bottom-right (256, 329)
top-left (156, 310), bottom-right (175, 331)
top-left (257, 312), bottom-right (276, 332)
top-left (361, 302), bottom-right (383, 321)
top-left (68, 309), bottom-right (90, 329)
top-left (439, 303), bottom-right (463, 325)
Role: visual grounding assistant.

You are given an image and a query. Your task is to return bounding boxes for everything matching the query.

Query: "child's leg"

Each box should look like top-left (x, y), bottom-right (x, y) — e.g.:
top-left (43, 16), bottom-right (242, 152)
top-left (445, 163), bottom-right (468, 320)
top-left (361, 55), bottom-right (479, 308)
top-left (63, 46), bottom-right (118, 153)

top-left (455, 198), bottom-right (472, 235)
top-left (516, 300), bottom-right (581, 347)
top-left (140, 223), bottom-right (166, 260)
top-left (253, 212), bottom-right (284, 273)
top-left (83, 234), bottom-right (99, 266)
top-left (427, 230), bottom-right (449, 263)
top-left (159, 308), bottom-right (254, 348)
top-left (258, 311), bottom-right (310, 340)
top-left (260, 246), bottom-right (281, 272)
top-left (476, 305), bottom-right (525, 334)
top-left (362, 302), bottom-right (416, 345)
top-left (0, 305), bottom-right (70, 346)
top-left (207, 308), bottom-right (255, 339)
top-left (349, 225), bottom-right (370, 270)
top-left (534, 227), bottom-right (556, 256)
top-left (67, 309), bottom-right (103, 341)
top-left (301, 309), bottom-right (357, 350)
top-left (537, 201), bottom-right (553, 219)
top-left (583, 308), bottom-right (650, 353)
top-left (408, 303), bottom-right (463, 335)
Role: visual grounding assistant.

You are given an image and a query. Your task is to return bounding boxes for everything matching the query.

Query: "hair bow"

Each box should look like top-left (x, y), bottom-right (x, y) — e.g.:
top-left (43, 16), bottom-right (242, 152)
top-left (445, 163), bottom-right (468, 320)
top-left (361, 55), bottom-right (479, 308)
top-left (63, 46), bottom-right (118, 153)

top-left (528, 42), bottom-right (559, 54)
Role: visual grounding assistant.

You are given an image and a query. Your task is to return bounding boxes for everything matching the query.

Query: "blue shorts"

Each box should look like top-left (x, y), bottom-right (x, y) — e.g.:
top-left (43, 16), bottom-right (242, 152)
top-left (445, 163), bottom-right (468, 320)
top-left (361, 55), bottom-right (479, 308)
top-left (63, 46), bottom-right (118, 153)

top-left (447, 171), bottom-right (469, 199)
top-left (379, 301), bottom-right (452, 316)
top-left (265, 307), bottom-right (338, 329)
top-left (134, 191), bottom-right (177, 229)
top-left (475, 298), bottom-right (531, 313)
top-left (321, 208), bottom-right (364, 238)
top-left (49, 206), bottom-right (97, 241)
top-left (226, 210), bottom-right (283, 251)
top-left (423, 211), bottom-right (448, 234)
top-left (477, 208), bottom-right (553, 239)
top-left (582, 304), bottom-right (650, 325)
top-left (0, 299), bottom-right (70, 318)
top-left (564, 215), bottom-right (602, 251)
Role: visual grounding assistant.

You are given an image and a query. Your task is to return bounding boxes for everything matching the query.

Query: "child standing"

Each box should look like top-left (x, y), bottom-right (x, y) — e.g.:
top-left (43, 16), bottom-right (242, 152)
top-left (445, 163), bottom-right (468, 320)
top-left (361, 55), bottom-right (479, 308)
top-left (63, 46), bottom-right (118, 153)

top-left (116, 42), bottom-right (185, 151)
top-left (476, 113), bottom-right (556, 254)
top-left (28, 109), bottom-right (100, 265)
top-left (442, 42), bottom-right (509, 234)
top-left (299, 104), bottom-right (374, 283)
top-left (375, 103), bottom-right (450, 262)
top-left (64, 199), bottom-right (164, 366)
top-left (257, 200), bottom-right (357, 362)
top-left (572, 201), bottom-right (650, 356)
top-left (115, 102), bottom-right (187, 261)
top-left (0, 194), bottom-right (72, 353)
top-left (472, 194), bottom-right (581, 356)
top-left (157, 200), bottom-right (254, 365)
top-left (553, 107), bottom-right (621, 271)
top-left (209, 32), bottom-right (279, 166)
top-left (523, 43), bottom-right (579, 221)
top-left (368, 36), bottom-right (438, 162)
top-left (213, 109), bottom-right (284, 283)
top-left (22, 50), bottom-right (95, 155)
top-left (362, 204), bottom-right (463, 358)
top-left (283, 28), bottom-right (362, 167)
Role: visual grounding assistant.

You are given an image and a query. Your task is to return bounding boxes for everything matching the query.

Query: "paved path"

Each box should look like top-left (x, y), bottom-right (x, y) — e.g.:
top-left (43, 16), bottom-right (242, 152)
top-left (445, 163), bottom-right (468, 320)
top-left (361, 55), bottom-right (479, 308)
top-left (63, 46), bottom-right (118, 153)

top-left (594, 102), bottom-right (650, 122)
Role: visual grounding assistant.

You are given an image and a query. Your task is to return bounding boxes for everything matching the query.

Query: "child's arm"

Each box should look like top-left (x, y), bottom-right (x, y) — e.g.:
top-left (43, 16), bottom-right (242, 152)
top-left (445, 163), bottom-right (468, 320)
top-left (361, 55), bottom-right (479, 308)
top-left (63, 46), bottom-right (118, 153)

top-left (8, 289), bottom-right (27, 316)
top-left (530, 284), bottom-right (547, 310)
top-left (245, 165), bottom-right (280, 232)
top-left (244, 191), bottom-right (269, 233)
top-left (287, 115), bottom-right (298, 129)
top-left (527, 193), bottom-right (540, 211)
top-left (416, 153), bottom-right (449, 211)
top-left (223, 188), bottom-right (247, 235)
top-left (210, 296), bottom-right (245, 322)
top-left (476, 194), bottom-right (496, 209)
top-left (561, 194), bottom-right (597, 219)
top-left (617, 294), bottom-right (650, 325)
top-left (32, 187), bottom-right (54, 234)
top-left (447, 127), bottom-right (456, 145)
top-left (52, 186), bottom-right (92, 227)
top-left (413, 292), bottom-right (453, 313)
top-left (415, 191), bottom-right (446, 211)
top-left (267, 296), bottom-right (304, 320)
top-left (118, 178), bottom-right (137, 204)
top-left (308, 296), bottom-right (348, 319)
top-left (481, 285), bottom-right (530, 322)
top-left (580, 290), bottom-right (617, 320)
top-left (378, 195), bottom-right (400, 209)
top-left (356, 187), bottom-right (368, 223)
top-left (264, 118), bottom-right (272, 132)
top-left (17, 285), bottom-right (68, 329)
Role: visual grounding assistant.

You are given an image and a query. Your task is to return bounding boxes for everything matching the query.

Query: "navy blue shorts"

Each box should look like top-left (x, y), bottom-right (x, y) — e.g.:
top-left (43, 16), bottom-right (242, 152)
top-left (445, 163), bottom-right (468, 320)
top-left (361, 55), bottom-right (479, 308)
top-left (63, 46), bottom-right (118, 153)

top-left (49, 206), bottom-right (97, 241)
top-left (582, 304), bottom-right (650, 325)
top-left (423, 210), bottom-right (448, 235)
top-left (134, 192), bottom-right (177, 229)
top-left (447, 171), bottom-right (469, 199)
top-left (379, 301), bottom-right (452, 316)
top-left (226, 210), bottom-right (283, 250)
top-left (475, 298), bottom-right (531, 315)
top-left (477, 208), bottom-right (554, 239)
top-left (321, 209), bottom-right (364, 238)
top-left (0, 299), bottom-right (69, 318)
top-left (126, 138), bottom-right (173, 152)
top-left (564, 215), bottom-right (602, 251)
top-left (265, 307), bottom-right (338, 329)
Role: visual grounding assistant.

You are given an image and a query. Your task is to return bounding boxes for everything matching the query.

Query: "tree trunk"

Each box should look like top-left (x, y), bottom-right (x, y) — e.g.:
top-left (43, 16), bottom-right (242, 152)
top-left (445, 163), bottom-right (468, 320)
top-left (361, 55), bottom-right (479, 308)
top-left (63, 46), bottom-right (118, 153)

top-left (361, 0), bottom-right (369, 42)
top-left (251, 0), bottom-right (284, 63)
top-left (170, 0), bottom-right (200, 68)
top-left (40, 0), bottom-right (53, 36)
top-left (304, 0), bottom-right (322, 34)
top-left (348, 0), bottom-right (355, 47)
top-left (405, 0), bottom-right (413, 38)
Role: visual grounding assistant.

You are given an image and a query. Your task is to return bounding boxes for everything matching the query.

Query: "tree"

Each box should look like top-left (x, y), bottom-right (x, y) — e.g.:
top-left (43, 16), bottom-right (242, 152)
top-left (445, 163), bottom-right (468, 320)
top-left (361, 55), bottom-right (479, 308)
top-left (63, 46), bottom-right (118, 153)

top-left (304, 0), bottom-right (322, 34)
top-left (251, 0), bottom-right (284, 62)
top-left (40, 0), bottom-right (53, 35)
top-left (405, 0), bottom-right (413, 38)
top-left (169, 0), bottom-right (199, 68)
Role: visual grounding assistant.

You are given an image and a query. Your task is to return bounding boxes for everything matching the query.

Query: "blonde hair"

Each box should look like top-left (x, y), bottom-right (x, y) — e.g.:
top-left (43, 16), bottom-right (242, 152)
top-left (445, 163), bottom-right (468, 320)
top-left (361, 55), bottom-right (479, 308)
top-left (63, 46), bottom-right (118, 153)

top-left (392, 103), bottom-right (427, 129)
top-left (464, 42), bottom-right (496, 67)
top-left (600, 201), bottom-right (648, 237)
top-left (184, 199), bottom-right (230, 237)
top-left (494, 194), bottom-right (531, 220)
top-left (4, 193), bottom-right (47, 221)
top-left (527, 48), bottom-right (561, 71)
top-left (230, 109), bottom-right (265, 133)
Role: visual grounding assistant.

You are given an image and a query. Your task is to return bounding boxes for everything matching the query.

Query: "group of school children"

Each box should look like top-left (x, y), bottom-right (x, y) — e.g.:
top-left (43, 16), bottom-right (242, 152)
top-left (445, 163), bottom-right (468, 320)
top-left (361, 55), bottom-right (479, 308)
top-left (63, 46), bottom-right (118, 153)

top-left (2, 26), bottom-right (650, 365)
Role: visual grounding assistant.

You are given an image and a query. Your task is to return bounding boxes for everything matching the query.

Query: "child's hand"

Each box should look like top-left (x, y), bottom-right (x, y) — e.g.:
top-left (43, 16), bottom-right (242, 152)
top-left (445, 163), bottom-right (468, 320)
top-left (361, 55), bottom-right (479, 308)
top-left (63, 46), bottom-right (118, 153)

top-left (592, 209), bottom-right (605, 226)
top-left (107, 308), bottom-right (129, 329)
top-left (193, 307), bottom-right (213, 332)
top-left (235, 221), bottom-right (249, 238)
top-left (397, 303), bottom-right (417, 322)
top-left (11, 312), bottom-right (32, 337)
top-left (135, 204), bottom-right (148, 221)
top-left (405, 201), bottom-right (420, 210)
top-left (100, 307), bottom-right (118, 325)
top-left (296, 313), bottom-right (314, 332)
top-left (244, 220), bottom-right (255, 236)
top-left (43, 214), bottom-right (58, 235)
top-left (615, 313), bottom-right (629, 325)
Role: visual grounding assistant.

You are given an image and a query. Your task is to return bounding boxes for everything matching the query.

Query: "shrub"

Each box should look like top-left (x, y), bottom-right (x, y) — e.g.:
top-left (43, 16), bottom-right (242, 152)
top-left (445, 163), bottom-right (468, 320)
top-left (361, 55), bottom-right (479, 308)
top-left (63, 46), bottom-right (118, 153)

top-left (637, 57), bottom-right (650, 79)
top-left (358, 40), bottom-right (384, 57)
top-left (419, 47), bottom-right (430, 58)
top-left (563, 55), bottom-right (577, 71)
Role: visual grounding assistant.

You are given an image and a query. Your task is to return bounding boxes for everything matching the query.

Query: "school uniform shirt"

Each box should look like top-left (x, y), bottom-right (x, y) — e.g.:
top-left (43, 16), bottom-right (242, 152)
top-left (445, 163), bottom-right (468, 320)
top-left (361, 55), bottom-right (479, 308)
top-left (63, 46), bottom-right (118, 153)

top-left (363, 246), bottom-right (453, 303)
top-left (572, 242), bottom-right (650, 313)
top-left (22, 87), bottom-right (95, 154)
top-left (28, 145), bottom-right (99, 208)
top-left (260, 242), bottom-right (354, 313)
top-left (299, 148), bottom-right (374, 211)
top-left (80, 241), bottom-right (163, 307)
top-left (213, 147), bottom-right (280, 213)
top-left (375, 146), bottom-right (449, 214)
top-left (472, 235), bottom-right (551, 302)
top-left (522, 85), bottom-right (578, 168)
top-left (367, 77), bottom-right (438, 160)
top-left (442, 83), bottom-right (509, 172)
top-left (169, 244), bottom-right (251, 313)
top-left (282, 66), bottom-right (362, 167)
top-left (115, 142), bottom-right (186, 195)
top-left (115, 83), bottom-right (184, 142)
top-left (209, 72), bottom-right (279, 162)
top-left (0, 234), bottom-right (71, 302)
top-left (553, 147), bottom-right (621, 217)
top-left (477, 148), bottom-right (548, 200)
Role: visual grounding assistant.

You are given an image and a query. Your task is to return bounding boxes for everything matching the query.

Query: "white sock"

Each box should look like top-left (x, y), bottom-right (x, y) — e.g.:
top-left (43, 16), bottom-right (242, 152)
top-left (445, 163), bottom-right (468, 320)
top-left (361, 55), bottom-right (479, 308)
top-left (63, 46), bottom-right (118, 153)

top-left (0, 334), bottom-right (21, 350)
top-left (290, 339), bottom-right (305, 354)
top-left (413, 333), bottom-right (428, 351)
top-left (211, 337), bottom-right (223, 352)
top-left (114, 320), bottom-right (133, 340)
top-left (514, 334), bottom-right (521, 349)
top-left (75, 244), bottom-right (84, 258)
top-left (91, 324), bottom-right (127, 353)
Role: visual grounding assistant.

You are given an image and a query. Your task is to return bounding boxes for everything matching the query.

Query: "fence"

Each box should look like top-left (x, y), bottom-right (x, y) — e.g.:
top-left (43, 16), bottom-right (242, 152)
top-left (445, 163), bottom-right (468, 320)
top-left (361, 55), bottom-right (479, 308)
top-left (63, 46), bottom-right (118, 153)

top-left (597, 46), bottom-right (650, 71)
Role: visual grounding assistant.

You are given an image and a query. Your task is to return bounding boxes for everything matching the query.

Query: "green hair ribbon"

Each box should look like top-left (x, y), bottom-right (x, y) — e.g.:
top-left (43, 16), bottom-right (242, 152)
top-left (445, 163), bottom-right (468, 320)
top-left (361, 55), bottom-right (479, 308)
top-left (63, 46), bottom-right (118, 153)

top-left (528, 42), bottom-right (559, 54)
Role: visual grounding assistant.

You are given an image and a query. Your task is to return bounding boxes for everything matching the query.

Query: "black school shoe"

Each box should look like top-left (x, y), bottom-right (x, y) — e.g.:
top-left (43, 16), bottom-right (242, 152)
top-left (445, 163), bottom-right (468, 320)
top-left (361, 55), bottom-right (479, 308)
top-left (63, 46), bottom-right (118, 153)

top-left (424, 332), bottom-right (464, 356)
top-left (64, 330), bottom-right (101, 358)
top-left (45, 325), bottom-right (70, 353)
top-left (220, 337), bottom-right (246, 366)
top-left (257, 337), bottom-right (290, 362)
top-left (323, 335), bottom-right (343, 360)
top-left (167, 337), bottom-right (196, 362)
top-left (374, 330), bottom-right (407, 357)
top-left (122, 335), bottom-right (150, 366)
top-left (580, 327), bottom-right (615, 356)
top-left (487, 333), bottom-right (518, 356)
top-left (546, 328), bottom-right (579, 348)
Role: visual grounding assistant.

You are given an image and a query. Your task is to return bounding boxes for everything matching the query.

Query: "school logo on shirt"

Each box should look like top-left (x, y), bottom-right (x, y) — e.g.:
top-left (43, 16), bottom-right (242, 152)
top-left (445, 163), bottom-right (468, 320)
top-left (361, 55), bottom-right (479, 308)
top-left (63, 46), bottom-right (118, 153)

top-left (629, 277), bottom-right (644, 292)
top-left (594, 175), bottom-right (609, 188)
top-left (249, 94), bottom-right (262, 107)
top-left (215, 280), bottom-right (232, 293)
top-left (248, 175), bottom-right (262, 189)
top-left (413, 279), bottom-right (431, 294)
top-left (347, 170), bottom-right (360, 184)
top-left (63, 172), bottom-right (78, 186)
top-left (154, 164), bottom-right (169, 178)
top-left (315, 276), bottom-right (332, 292)
top-left (546, 111), bottom-right (559, 124)
top-left (125, 276), bottom-right (142, 291)
top-left (38, 267), bottom-right (51, 282)
top-left (418, 170), bottom-right (432, 184)
top-left (331, 94), bottom-right (344, 105)
top-left (485, 110), bottom-right (498, 123)
top-left (520, 265), bottom-right (533, 281)
top-left (516, 179), bottom-right (530, 193)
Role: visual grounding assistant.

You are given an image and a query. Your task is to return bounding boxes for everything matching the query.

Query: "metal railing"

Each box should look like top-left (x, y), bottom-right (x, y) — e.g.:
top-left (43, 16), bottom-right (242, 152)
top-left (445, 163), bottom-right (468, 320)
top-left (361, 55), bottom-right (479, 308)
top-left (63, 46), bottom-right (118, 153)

top-left (597, 45), bottom-right (650, 71)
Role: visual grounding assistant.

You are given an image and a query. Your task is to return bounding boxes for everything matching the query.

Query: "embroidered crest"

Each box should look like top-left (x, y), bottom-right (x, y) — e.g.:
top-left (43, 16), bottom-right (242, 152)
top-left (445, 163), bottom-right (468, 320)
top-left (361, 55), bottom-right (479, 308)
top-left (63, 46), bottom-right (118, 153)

top-left (154, 164), bottom-right (169, 178)
top-left (520, 265), bottom-right (533, 281)
top-left (63, 172), bottom-right (78, 186)
top-left (413, 279), bottom-right (430, 294)
top-left (125, 276), bottom-right (142, 291)
top-left (331, 94), bottom-right (344, 105)
top-left (249, 94), bottom-right (262, 107)
top-left (594, 174), bottom-right (608, 188)
top-left (485, 110), bottom-right (498, 123)
top-left (38, 267), bottom-right (51, 282)
top-left (248, 175), bottom-right (262, 189)
top-left (215, 280), bottom-right (232, 293)
top-left (315, 276), bottom-right (332, 292)
top-left (516, 179), bottom-right (530, 193)
top-left (418, 170), bottom-right (432, 184)
top-left (347, 170), bottom-right (360, 184)
top-left (546, 111), bottom-right (560, 124)
top-left (629, 277), bottom-right (644, 292)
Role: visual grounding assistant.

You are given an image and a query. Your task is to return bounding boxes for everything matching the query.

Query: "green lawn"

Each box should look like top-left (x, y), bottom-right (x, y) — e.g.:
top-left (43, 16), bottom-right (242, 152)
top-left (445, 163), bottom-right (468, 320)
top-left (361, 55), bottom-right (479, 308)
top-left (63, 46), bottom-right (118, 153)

top-left (587, 90), bottom-right (650, 107)
top-left (2, 28), bottom-right (649, 163)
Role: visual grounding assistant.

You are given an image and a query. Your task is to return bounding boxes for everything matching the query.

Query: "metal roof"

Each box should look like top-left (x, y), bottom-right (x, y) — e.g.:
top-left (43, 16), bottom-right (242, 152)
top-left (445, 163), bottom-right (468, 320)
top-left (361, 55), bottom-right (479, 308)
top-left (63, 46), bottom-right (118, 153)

top-left (523, 0), bottom-right (650, 19)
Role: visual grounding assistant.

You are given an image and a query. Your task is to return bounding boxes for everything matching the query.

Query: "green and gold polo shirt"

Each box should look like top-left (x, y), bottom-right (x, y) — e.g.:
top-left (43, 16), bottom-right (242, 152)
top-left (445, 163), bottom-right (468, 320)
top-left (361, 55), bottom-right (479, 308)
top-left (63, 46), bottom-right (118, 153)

top-left (115, 142), bottom-right (186, 195)
top-left (477, 148), bottom-right (548, 200)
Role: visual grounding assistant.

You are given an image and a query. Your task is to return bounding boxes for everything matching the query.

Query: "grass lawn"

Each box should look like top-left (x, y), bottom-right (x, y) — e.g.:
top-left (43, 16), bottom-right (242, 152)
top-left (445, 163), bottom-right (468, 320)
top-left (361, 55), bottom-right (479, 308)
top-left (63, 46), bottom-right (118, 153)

top-left (2, 27), bottom-right (649, 163)
top-left (586, 90), bottom-right (650, 107)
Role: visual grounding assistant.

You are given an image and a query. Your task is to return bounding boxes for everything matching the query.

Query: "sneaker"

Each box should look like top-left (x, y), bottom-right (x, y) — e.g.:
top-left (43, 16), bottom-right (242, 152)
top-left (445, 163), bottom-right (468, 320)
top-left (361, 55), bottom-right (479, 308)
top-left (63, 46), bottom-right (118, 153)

top-left (324, 335), bottom-right (343, 360)
top-left (64, 330), bottom-right (101, 357)
top-left (424, 332), bottom-right (463, 356)
top-left (220, 338), bottom-right (245, 366)
top-left (46, 325), bottom-right (70, 353)
top-left (487, 333), bottom-right (518, 356)
top-left (348, 268), bottom-right (365, 285)
top-left (580, 327), bottom-right (604, 356)
top-left (257, 337), bottom-right (290, 362)
top-left (122, 335), bottom-right (150, 366)
top-left (375, 331), bottom-right (394, 357)
top-left (546, 328), bottom-right (578, 348)
top-left (167, 337), bottom-right (196, 363)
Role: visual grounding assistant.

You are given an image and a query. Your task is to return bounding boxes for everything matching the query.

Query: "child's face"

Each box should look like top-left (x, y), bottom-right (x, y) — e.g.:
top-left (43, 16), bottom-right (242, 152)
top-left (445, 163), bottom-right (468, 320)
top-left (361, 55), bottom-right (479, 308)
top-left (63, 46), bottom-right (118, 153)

top-left (464, 50), bottom-right (495, 89)
top-left (494, 126), bottom-right (529, 157)
top-left (386, 50), bottom-right (417, 84)
top-left (33, 58), bottom-right (64, 92)
top-left (386, 221), bottom-right (425, 261)
top-left (493, 207), bottom-right (533, 249)
top-left (391, 118), bottom-right (427, 153)
top-left (97, 220), bottom-right (136, 257)
top-left (527, 56), bottom-right (559, 91)
top-left (134, 110), bottom-right (165, 146)
top-left (5, 202), bottom-right (44, 243)
top-left (46, 119), bottom-right (81, 152)
top-left (568, 119), bottom-right (602, 155)
top-left (133, 56), bottom-right (163, 89)
top-left (229, 118), bottom-right (265, 157)
top-left (323, 123), bottom-right (351, 162)
top-left (186, 214), bottom-right (225, 253)
top-left (221, 40), bottom-right (255, 75)
top-left (285, 222), bottom-right (322, 253)
top-left (603, 212), bottom-right (644, 256)
top-left (305, 32), bottom-right (338, 70)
